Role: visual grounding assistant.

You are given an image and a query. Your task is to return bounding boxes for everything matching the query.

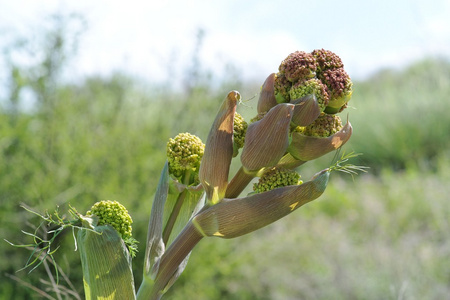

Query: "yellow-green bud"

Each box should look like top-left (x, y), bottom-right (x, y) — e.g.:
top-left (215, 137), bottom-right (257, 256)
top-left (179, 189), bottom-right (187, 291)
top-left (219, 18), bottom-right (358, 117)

top-left (87, 200), bottom-right (133, 240)
top-left (253, 168), bottom-right (302, 193)
top-left (274, 72), bottom-right (292, 103)
top-left (295, 113), bottom-right (343, 137)
top-left (289, 78), bottom-right (329, 112)
top-left (167, 132), bottom-right (205, 183)
top-left (250, 112), bottom-right (266, 123)
top-left (233, 112), bottom-right (248, 151)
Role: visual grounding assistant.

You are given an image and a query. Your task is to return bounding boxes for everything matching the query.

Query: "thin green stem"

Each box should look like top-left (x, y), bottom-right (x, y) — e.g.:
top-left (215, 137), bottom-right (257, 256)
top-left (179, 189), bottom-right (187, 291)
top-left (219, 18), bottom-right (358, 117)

top-left (162, 190), bottom-right (187, 245)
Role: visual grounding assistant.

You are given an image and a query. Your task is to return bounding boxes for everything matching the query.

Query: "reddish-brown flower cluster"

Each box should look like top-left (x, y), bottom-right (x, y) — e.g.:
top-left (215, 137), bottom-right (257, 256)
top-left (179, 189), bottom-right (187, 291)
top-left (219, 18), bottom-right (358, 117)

top-left (274, 49), bottom-right (352, 115)
top-left (312, 48), bottom-right (344, 72)
top-left (279, 51), bottom-right (317, 82)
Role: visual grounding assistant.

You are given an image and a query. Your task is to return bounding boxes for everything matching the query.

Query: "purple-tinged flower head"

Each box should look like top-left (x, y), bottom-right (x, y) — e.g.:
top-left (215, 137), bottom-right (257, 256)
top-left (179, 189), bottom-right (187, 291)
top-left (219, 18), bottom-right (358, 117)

top-left (167, 132), bottom-right (205, 184)
top-left (279, 51), bottom-right (317, 83)
top-left (312, 49), bottom-right (344, 73)
top-left (295, 112), bottom-right (343, 138)
top-left (253, 168), bottom-right (302, 193)
top-left (274, 72), bottom-right (292, 103)
top-left (289, 78), bottom-right (330, 112)
top-left (320, 68), bottom-right (353, 113)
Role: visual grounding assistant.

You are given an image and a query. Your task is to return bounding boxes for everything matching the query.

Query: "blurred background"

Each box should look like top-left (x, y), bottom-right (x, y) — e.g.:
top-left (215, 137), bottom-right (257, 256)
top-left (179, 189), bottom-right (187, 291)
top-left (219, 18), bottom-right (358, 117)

top-left (1, 1), bottom-right (449, 299)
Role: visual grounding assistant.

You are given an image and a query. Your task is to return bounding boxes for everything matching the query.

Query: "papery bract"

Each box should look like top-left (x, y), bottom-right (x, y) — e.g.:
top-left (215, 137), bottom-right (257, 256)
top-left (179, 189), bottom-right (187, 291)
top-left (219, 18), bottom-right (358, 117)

top-left (241, 103), bottom-right (294, 172)
top-left (290, 94), bottom-right (321, 127)
top-left (287, 121), bottom-right (352, 161)
top-left (257, 73), bottom-right (278, 114)
top-left (193, 169), bottom-right (329, 239)
top-left (199, 91), bottom-right (238, 204)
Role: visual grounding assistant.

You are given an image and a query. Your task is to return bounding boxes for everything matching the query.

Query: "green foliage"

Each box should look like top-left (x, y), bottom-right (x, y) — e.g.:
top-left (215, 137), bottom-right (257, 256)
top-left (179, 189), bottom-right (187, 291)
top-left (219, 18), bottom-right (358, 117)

top-left (349, 58), bottom-right (450, 172)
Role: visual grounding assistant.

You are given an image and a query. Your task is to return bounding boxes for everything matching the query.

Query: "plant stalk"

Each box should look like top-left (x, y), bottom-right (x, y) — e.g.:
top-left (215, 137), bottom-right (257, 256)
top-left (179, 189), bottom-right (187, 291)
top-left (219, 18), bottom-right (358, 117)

top-left (162, 189), bottom-right (187, 244)
top-left (225, 166), bottom-right (255, 198)
top-left (137, 221), bottom-right (203, 300)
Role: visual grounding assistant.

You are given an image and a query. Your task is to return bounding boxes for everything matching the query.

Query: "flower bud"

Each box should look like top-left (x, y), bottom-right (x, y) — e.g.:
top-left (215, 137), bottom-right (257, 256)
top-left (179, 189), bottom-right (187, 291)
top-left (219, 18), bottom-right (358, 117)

top-left (241, 103), bottom-right (294, 172)
top-left (312, 49), bottom-right (344, 73)
top-left (274, 72), bottom-right (292, 103)
top-left (199, 91), bottom-right (238, 204)
top-left (253, 168), bottom-right (302, 193)
top-left (166, 133), bottom-right (205, 185)
top-left (295, 112), bottom-right (343, 137)
top-left (279, 51), bottom-right (317, 82)
top-left (289, 78), bottom-right (329, 112)
top-left (257, 73), bottom-right (278, 114)
top-left (87, 200), bottom-right (133, 240)
top-left (320, 68), bottom-right (353, 113)
top-left (233, 112), bottom-right (248, 157)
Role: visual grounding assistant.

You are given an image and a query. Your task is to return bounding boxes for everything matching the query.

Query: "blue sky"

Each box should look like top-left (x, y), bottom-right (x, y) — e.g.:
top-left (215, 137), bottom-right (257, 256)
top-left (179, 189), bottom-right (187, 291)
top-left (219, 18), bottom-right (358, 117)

top-left (1, 0), bottom-right (449, 86)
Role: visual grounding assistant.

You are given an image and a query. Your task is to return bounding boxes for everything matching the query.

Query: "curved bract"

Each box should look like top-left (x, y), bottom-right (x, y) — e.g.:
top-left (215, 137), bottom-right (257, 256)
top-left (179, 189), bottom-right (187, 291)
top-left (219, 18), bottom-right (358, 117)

top-left (193, 170), bottom-right (329, 239)
top-left (288, 121), bottom-right (353, 161)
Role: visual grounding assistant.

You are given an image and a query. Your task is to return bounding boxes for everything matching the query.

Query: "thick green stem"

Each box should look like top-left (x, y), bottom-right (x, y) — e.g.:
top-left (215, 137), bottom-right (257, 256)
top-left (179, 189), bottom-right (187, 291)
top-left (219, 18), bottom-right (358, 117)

top-left (138, 221), bottom-right (203, 300)
top-left (225, 166), bottom-right (256, 198)
top-left (136, 279), bottom-right (155, 300)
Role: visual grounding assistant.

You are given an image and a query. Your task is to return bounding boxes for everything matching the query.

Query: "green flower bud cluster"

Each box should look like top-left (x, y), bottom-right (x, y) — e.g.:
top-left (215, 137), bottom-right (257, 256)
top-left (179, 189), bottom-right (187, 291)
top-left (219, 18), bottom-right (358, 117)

top-left (87, 200), bottom-right (133, 240)
top-left (290, 78), bottom-right (330, 111)
top-left (167, 132), bottom-right (205, 183)
top-left (273, 73), bottom-right (292, 104)
top-left (233, 112), bottom-right (248, 150)
top-left (274, 49), bottom-right (352, 113)
top-left (253, 168), bottom-right (303, 193)
top-left (295, 112), bottom-right (343, 137)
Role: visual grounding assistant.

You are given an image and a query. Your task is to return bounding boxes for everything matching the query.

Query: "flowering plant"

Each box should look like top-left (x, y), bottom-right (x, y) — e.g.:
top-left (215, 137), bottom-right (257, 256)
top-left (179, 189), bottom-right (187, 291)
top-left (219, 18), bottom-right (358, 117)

top-left (10, 49), bottom-right (365, 300)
